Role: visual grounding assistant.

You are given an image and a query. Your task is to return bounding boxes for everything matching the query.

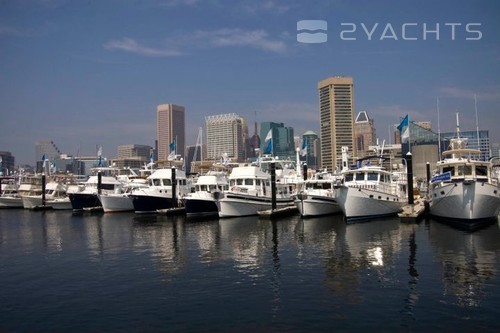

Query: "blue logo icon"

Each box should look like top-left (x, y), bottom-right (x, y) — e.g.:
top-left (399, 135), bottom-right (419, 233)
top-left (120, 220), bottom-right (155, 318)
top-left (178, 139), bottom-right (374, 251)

top-left (297, 20), bottom-right (327, 43)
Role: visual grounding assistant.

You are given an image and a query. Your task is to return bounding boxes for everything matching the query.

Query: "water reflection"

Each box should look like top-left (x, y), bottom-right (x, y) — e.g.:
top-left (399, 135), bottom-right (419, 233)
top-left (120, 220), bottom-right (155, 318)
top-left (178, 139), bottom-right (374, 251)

top-left (428, 220), bottom-right (500, 308)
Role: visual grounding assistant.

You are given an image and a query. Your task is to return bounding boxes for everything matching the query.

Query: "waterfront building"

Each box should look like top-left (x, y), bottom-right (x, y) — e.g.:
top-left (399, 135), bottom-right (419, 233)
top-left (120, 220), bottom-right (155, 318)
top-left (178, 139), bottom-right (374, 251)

top-left (260, 122), bottom-right (295, 159)
top-left (206, 113), bottom-right (247, 162)
top-left (0, 151), bottom-right (15, 176)
top-left (157, 104), bottom-right (185, 161)
top-left (117, 144), bottom-right (153, 161)
top-left (301, 131), bottom-right (320, 170)
top-left (318, 76), bottom-right (355, 172)
top-left (354, 111), bottom-right (376, 158)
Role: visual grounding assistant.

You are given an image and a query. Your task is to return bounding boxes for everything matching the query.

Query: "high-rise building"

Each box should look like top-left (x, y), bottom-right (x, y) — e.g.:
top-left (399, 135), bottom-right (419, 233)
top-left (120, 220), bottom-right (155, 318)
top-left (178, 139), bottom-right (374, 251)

top-left (354, 111), bottom-right (376, 157)
top-left (157, 104), bottom-right (185, 161)
top-left (117, 144), bottom-right (153, 160)
top-left (301, 131), bottom-right (320, 169)
top-left (0, 151), bottom-right (15, 176)
top-left (260, 122), bottom-right (295, 158)
top-left (318, 76), bottom-right (355, 172)
top-left (205, 113), bottom-right (247, 162)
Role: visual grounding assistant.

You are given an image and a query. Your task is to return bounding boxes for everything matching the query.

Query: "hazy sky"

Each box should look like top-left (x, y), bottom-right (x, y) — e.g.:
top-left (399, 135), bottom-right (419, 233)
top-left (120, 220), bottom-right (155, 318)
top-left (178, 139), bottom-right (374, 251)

top-left (1, 0), bottom-right (499, 165)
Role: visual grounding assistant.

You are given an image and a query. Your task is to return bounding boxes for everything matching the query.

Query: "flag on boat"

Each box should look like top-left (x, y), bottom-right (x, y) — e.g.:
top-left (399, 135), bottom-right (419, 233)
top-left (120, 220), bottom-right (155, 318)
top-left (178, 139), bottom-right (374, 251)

top-left (397, 115), bottom-right (410, 143)
top-left (41, 154), bottom-right (46, 162)
top-left (97, 146), bottom-right (103, 167)
top-left (300, 138), bottom-right (307, 156)
top-left (264, 129), bottom-right (273, 154)
top-left (168, 141), bottom-right (176, 160)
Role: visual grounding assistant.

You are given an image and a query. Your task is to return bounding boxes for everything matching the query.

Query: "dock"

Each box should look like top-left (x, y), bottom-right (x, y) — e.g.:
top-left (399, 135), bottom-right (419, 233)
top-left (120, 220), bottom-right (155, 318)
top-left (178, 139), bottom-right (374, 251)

top-left (157, 207), bottom-right (186, 215)
top-left (258, 206), bottom-right (298, 219)
top-left (31, 205), bottom-right (53, 211)
top-left (398, 199), bottom-right (427, 222)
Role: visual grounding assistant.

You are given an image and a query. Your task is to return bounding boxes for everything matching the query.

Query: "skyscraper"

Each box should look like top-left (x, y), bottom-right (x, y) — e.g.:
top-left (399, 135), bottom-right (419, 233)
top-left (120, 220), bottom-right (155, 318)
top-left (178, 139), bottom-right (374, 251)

top-left (260, 122), bottom-right (295, 158)
top-left (157, 104), bottom-right (185, 161)
top-left (205, 113), bottom-right (247, 162)
top-left (354, 111), bottom-right (376, 157)
top-left (318, 76), bottom-right (355, 171)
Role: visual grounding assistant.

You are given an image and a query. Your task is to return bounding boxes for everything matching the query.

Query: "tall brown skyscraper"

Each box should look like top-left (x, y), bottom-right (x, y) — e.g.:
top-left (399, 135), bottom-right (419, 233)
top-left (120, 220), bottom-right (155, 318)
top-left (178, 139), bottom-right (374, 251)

top-left (318, 76), bottom-right (355, 171)
top-left (157, 104), bottom-right (185, 161)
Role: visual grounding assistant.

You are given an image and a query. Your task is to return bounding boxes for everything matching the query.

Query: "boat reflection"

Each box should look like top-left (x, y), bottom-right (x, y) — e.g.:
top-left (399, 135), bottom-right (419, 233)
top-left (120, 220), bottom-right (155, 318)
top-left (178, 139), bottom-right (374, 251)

top-left (428, 219), bottom-right (500, 307)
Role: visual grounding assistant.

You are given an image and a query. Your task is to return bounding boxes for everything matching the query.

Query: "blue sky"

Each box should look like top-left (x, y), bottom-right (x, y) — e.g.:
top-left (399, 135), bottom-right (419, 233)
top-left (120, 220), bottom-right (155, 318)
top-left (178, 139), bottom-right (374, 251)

top-left (1, 0), bottom-right (499, 165)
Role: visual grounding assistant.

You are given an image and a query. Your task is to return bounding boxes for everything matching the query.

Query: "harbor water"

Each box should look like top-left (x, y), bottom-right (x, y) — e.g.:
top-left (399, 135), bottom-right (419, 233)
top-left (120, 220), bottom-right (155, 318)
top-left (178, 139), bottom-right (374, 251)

top-left (1, 209), bottom-right (500, 332)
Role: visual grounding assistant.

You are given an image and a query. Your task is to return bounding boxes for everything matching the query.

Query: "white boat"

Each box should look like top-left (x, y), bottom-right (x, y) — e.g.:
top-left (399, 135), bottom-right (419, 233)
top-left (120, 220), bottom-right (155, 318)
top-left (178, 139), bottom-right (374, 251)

top-left (129, 168), bottom-right (191, 214)
top-left (218, 165), bottom-right (295, 217)
top-left (4, 174), bottom-right (44, 208)
top-left (336, 157), bottom-right (407, 221)
top-left (98, 178), bottom-right (149, 213)
top-left (294, 170), bottom-right (342, 217)
top-left (429, 118), bottom-right (500, 227)
top-left (68, 168), bottom-right (126, 212)
top-left (22, 179), bottom-right (73, 210)
top-left (0, 176), bottom-right (22, 208)
top-left (184, 170), bottom-right (229, 217)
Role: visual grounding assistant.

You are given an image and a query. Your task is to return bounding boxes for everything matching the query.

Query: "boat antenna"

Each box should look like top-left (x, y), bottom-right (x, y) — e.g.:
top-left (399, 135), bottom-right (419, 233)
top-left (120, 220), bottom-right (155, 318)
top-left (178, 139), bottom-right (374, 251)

top-left (474, 93), bottom-right (481, 160)
top-left (455, 112), bottom-right (460, 139)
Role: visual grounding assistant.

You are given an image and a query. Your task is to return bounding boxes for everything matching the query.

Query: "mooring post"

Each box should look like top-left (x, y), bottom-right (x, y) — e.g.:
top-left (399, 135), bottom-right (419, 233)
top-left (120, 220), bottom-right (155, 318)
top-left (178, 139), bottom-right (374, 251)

top-left (171, 166), bottom-right (177, 207)
top-left (41, 174), bottom-right (46, 206)
top-left (97, 171), bottom-right (102, 195)
top-left (270, 162), bottom-right (276, 211)
top-left (406, 152), bottom-right (414, 205)
top-left (302, 163), bottom-right (307, 181)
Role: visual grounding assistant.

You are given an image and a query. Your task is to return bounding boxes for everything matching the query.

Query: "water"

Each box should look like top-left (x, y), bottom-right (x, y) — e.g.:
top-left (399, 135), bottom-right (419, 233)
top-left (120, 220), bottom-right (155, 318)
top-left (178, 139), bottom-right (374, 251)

top-left (1, 209), bottom-right (499, 332)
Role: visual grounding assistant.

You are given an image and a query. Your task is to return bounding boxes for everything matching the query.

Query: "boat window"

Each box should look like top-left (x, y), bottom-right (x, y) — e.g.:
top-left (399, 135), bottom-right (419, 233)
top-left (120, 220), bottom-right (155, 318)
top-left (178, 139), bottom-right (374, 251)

top-left (367, 172), bottom-right (378, 181)
top-left (162, 179), bottom-right (172, 186)
top-left (229, 180), bottom-right (236, 186)
top-left (458, 165), bottom-right (472, 176)
top-left (443, 166), bottom-right (453, 176)
top-left (236, 179), bottom-right (243, 185)
top-left (101, 184), bottom-right (115, 190)
top-left (476, 166), bottom-right (488, 177)
top-left (355, 173), bottom-right (365, 181)
top-left (153, 179), bottom-right (162, 186)
top-left (256, 179), bottom-right (261, 186)
top-left (245, 179), bottom-right (253, 186)
top-left (345, 174), bottom-right (354, 182)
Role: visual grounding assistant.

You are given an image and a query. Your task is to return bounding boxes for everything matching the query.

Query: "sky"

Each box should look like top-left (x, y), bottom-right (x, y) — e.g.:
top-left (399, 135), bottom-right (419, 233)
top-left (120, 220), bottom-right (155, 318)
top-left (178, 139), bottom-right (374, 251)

top-left (1, 0), bottom-right (499, 165)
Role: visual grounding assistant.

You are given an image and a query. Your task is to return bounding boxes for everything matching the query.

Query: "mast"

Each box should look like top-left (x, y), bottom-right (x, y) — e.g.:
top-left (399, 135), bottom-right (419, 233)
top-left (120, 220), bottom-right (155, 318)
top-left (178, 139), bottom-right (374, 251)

top-left (474, 93), bottom-right (481, 159)
top-left (437, 97), bottom-right (441, 157)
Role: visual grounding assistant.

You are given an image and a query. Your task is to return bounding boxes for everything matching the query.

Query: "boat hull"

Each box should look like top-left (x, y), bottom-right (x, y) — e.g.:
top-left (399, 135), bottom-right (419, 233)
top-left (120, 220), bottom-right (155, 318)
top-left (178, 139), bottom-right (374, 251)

top-left (429, 181), bottom-right (500, 224)
top-left (337, 186), bottom-right (404, 221)
top-left (219, 193), bottom-right (294, 217)
top-left (185, 197), bottom-right (219, 217)
top-left (98, 194), bottom-right (134, 213)
top-left (0, 196), bottom-right (23, 208)
top-left (294, 194), bottom-right (341, 217)
top-left (129, 193), bottom-right (179, 214)
top-left (69, 192), bottom-right (102, 211)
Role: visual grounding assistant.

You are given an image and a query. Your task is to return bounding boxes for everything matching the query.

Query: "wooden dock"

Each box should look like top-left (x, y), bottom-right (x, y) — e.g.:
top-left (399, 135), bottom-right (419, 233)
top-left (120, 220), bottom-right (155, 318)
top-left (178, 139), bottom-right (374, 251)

top-left (398, 199), bottom-right (427, 222)
top-left (258, 206), bottom-right (298, 219)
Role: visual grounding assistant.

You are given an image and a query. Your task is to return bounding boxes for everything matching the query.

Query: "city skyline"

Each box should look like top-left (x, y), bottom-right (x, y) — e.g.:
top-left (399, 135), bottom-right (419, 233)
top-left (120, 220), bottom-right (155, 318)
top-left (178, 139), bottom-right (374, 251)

top-left (1, 0), bottom-right (499, 165)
